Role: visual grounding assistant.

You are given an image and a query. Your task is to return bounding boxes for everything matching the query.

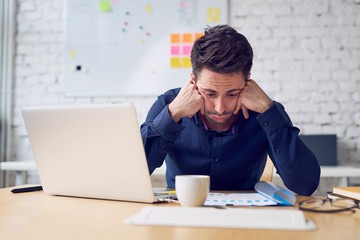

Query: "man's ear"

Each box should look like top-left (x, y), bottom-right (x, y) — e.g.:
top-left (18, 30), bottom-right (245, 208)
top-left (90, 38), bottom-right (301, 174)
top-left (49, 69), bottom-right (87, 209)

top-left (247, 72), bottom-right (251, 81)
top-left (190, 71), bottom-right (196, 82)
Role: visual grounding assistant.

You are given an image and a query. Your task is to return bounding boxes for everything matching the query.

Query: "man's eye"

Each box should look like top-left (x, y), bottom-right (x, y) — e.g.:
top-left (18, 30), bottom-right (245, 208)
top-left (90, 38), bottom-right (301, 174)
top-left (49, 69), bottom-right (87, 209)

top-left (206, 93), bottom-right (216, 97)
top-left (227, 93), bottom-right (239, 97)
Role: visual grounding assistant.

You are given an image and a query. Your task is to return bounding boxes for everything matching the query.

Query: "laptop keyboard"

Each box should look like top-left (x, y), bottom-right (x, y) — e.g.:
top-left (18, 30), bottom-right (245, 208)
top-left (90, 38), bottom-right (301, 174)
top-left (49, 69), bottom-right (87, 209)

top-left (153, 192), bottom-right (177, 200)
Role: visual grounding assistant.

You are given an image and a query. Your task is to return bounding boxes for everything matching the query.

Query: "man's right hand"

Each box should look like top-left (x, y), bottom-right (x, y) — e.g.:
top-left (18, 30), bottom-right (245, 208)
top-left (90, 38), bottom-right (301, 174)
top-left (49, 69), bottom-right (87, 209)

top-left (168, 80), bottom-right (204, 123)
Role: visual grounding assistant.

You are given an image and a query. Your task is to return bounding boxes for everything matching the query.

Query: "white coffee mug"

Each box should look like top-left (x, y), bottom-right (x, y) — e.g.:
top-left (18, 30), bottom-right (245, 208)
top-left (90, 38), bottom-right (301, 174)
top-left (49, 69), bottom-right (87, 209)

top-left (175, 175), bottom-right (210, 207)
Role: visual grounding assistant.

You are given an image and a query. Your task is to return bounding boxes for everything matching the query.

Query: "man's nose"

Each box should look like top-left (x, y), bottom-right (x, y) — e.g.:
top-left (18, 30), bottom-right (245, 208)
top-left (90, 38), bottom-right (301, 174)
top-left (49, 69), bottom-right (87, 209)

top-left (214, 97), bottom-right (226, 115)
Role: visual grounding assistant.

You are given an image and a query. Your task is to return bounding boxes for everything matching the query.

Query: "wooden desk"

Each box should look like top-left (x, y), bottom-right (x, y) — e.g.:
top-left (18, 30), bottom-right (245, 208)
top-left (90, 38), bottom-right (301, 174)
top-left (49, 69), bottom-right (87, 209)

top-left (0, 186), bottom-right (359, 240)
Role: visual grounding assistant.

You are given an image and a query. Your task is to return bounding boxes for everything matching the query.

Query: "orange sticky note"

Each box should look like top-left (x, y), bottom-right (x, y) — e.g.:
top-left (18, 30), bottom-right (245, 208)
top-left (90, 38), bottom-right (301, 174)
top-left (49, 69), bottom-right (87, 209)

top-left (195, 33), bottom-right (204, 40)
top-left (171, 34), bottom-right (180, 43)
top-left (183, 33), bottom-right (193, 43)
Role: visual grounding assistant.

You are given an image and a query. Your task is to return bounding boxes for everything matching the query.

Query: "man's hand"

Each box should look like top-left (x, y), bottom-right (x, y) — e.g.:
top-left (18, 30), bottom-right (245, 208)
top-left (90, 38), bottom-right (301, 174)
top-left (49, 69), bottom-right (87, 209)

top-left (234, 79), bottom-right (274, 119)
top-left (168, 80), bottom-right (204, 123)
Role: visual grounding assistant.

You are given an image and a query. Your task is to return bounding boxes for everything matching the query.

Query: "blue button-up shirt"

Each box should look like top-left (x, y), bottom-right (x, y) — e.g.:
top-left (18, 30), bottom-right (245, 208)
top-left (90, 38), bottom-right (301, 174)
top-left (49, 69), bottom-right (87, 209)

top-left (141, 88), bottom-right (320, 195)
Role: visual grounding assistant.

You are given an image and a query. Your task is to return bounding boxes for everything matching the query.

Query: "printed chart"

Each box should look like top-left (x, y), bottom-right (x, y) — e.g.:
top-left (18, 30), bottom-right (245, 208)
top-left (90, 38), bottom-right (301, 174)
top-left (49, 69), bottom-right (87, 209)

top-left (205, 193), bottom-right (278, 207)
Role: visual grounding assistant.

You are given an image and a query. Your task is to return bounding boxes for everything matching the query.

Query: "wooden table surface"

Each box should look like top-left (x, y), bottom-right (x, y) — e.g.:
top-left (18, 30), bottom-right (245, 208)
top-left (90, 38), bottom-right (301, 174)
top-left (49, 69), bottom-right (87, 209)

top-left (0, 186), bottom-right (359, 240)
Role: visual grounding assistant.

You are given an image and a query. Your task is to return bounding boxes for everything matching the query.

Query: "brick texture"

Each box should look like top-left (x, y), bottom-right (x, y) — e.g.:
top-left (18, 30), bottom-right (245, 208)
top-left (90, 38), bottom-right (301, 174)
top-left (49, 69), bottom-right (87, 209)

top-left (11, 0), bottom-right (360, 186)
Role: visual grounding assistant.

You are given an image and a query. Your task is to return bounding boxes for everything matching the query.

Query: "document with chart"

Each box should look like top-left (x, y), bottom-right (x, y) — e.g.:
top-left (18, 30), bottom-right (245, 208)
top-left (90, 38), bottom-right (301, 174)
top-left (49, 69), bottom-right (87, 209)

top-left (204, 181), bottom-right (296, 207)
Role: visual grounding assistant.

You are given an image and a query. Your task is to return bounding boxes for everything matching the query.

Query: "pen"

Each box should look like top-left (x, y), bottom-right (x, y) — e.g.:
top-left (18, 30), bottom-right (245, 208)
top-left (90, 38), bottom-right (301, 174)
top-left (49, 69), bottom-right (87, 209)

top-left (160, 190), bottom-right (176, 194)
top-left (11, 186), bottom-right (43, 193)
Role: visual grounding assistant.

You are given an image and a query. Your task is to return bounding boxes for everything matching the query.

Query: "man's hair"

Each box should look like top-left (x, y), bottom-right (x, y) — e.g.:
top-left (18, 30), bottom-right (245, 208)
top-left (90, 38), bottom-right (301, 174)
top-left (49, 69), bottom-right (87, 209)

top-left (191, 25), bottom-right (253, 81)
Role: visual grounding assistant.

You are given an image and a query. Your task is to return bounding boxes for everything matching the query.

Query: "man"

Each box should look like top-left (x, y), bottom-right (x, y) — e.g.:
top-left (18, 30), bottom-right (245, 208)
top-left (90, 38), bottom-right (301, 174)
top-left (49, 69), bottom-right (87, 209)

top-left (141, 25), bottom-right (320, 196)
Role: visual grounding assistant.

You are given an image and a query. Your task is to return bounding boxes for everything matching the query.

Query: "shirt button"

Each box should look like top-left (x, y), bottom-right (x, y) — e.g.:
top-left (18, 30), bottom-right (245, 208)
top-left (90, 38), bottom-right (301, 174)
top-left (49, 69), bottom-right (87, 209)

top-left (214, 157), bottom-right (219, 162)
top-left (275, 148), bottom-right (280, 153)
top-left (263, 121), bottom-right (268, 126)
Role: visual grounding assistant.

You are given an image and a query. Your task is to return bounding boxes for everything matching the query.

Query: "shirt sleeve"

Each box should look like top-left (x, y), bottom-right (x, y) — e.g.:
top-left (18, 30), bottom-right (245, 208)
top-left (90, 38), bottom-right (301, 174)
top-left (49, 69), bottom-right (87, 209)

top-left (140, 91), bottom-right (185, 174)
top-left (256, 102), bottom-right (321, 196)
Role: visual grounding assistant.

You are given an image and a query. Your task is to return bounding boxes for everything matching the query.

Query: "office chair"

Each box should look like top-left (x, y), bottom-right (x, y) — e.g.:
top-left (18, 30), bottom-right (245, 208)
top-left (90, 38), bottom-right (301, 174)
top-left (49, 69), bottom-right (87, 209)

top-left (259, 155), bottom-right (274, 182)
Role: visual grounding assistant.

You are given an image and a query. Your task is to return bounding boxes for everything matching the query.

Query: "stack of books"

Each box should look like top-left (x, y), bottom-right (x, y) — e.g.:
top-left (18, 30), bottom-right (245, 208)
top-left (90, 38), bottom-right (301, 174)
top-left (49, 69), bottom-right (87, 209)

top-left (328, 186), bottom-right (360, 201)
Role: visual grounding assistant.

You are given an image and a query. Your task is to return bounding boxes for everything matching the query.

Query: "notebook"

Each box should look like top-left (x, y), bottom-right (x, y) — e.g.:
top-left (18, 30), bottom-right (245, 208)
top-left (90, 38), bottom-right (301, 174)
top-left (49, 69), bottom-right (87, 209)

top-left (332, 186), bottom-right (360, 201)
top-left (22, 104), bottom-right (175, 203)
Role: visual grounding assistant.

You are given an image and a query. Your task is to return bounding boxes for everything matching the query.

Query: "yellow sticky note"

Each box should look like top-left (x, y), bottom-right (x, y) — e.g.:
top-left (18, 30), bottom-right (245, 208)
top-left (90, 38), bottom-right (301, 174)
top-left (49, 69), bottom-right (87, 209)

top-left (207, 8), bottom-right (214, 22)
top-left (182, 57), bottom-right (192, 68)
top-left (146, 5), bottom-right (152, 13)
top-left (214, 8), bottom-right (221, 22)
top-left (70, 50), bottom-right (76, 58)
top-left (170, 57), bottom-right (181, 68)
top-left (99, 1), bottom-right (111, 12)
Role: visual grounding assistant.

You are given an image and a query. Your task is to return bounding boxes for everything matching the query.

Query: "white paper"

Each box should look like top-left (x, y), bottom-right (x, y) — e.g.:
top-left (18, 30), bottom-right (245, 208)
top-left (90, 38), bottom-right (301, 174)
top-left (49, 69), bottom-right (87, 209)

top-left (124, 206), bottom-right (316, 231)
top-left (204, 192), bottom-right (278, 206)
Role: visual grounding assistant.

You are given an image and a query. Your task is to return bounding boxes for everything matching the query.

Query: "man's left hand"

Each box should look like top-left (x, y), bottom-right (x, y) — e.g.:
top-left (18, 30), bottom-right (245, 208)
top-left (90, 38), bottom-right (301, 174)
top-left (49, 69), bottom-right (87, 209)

top-left (234, 79), bottom-right (274, 119)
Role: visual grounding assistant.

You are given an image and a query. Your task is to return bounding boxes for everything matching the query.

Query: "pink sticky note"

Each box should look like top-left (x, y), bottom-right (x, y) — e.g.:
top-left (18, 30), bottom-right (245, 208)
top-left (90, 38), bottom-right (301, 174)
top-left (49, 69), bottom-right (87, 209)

top-left (171, 46), bottom-right (180, 55)
top-left (183, 45), bottom-right (192, 56)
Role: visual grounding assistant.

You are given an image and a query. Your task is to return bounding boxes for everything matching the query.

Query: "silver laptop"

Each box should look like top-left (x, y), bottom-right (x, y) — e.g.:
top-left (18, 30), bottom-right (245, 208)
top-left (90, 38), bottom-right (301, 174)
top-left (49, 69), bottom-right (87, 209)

top-left (22, 104), bottom-right (175, 203)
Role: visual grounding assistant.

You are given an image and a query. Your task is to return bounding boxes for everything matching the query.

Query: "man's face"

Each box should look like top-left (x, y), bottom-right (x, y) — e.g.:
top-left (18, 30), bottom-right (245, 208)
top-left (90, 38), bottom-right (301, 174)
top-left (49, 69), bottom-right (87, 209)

top-left (193, 68), bottom-right (247, 132)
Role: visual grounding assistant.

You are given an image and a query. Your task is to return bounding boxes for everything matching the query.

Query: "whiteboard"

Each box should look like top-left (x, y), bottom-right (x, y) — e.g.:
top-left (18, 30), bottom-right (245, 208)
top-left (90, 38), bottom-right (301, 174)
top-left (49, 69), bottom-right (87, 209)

top-left (63, 0), bottom-right (229, 96)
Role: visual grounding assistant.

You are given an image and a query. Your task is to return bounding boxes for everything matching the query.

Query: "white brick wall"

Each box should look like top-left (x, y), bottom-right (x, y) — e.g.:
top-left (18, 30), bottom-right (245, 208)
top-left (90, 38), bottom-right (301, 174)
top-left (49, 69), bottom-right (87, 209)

top-left (231, 0), bottom-right (360, 167)
top-left (10, 0), bottom-right (360, 185)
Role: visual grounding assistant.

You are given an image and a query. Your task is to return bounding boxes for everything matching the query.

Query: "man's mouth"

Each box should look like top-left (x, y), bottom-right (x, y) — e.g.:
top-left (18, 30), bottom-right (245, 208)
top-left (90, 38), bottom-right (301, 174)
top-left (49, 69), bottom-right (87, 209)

top-left (209, 114), bottom-right (231, 122)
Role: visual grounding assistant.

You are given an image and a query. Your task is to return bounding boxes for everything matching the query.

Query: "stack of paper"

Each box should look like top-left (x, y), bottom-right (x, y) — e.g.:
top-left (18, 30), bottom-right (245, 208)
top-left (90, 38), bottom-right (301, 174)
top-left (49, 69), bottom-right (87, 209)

top-left (124, 206), bottom-right (316, 231)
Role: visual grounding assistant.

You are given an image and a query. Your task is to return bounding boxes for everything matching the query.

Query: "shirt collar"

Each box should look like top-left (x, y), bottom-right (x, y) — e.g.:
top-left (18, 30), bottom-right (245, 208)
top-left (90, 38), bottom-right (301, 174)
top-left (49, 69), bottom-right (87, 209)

top-left (194, 112), bottom-right (245, 135)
